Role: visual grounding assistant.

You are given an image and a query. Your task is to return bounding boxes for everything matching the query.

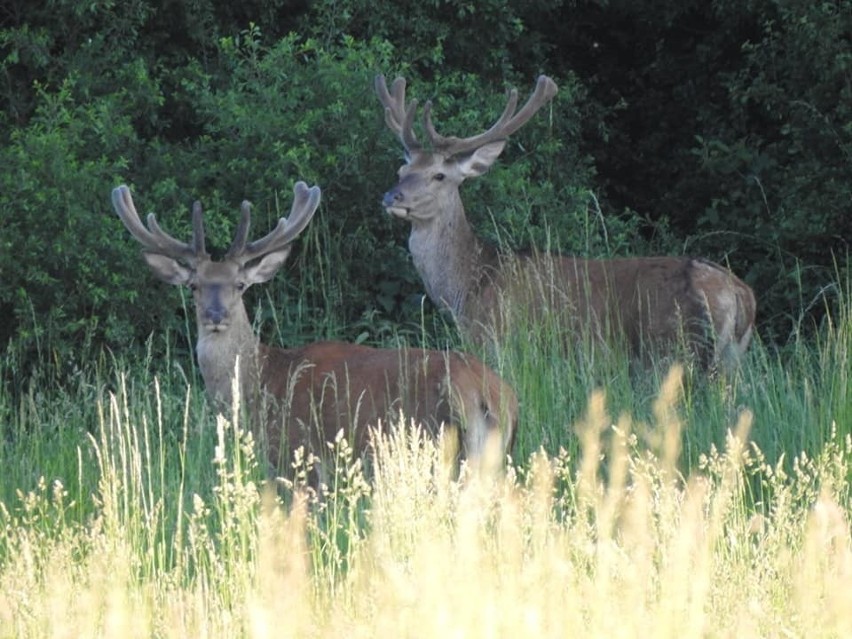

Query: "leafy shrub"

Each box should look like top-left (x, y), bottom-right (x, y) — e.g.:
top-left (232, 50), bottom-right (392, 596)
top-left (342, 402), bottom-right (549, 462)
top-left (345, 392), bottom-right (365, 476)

top-left (9, 0), bottom-right (847, 373)
top-left (0, 13), bottom-right (593, 372)
top-left (0, 72), bottom-right (164, 368)
top-left (692, 1), bottom-right (852, 342)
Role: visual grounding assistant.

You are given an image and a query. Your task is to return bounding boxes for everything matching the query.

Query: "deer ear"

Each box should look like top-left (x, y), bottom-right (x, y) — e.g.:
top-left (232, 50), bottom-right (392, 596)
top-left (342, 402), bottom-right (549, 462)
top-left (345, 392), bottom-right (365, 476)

top-left (143, 253), bottom-right (192, 286)
top-left (457, 140), bottom-right (507, 178)
top-left (244, 246), bottom-right (293, 284)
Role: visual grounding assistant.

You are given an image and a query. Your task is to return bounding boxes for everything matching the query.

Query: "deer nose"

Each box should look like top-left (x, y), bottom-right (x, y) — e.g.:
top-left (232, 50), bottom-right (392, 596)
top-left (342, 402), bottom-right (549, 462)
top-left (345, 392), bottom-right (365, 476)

top-left (204, 305), bottom-right (227, 326)
top-left (382, 189), bottom-right (403, 208)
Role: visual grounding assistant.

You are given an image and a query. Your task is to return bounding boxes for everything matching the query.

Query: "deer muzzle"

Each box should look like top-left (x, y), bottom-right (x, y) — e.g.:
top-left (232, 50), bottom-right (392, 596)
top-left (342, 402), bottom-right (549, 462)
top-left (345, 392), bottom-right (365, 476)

top-left (204, 308), bottom-right (227, 328)
top-left (201, 287), bottom-right (229, 330)
top-left (382, 188), bottom-right (409, 218)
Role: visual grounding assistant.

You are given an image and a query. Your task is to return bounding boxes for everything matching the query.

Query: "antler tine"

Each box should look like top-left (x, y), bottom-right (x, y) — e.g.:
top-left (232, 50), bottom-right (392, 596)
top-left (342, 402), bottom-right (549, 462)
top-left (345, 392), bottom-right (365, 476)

top-left (426, 74), bottom-right (558, 157)
top-left (375, 74), bottom-right (421, 151)
top-left (503, 75), bottom-right (558, 134)
top-left (191, 201), bottom-right (208, 257)
top-left (423, 88), bottom-right (518, 153)
top-left (111, 185), bottom-right (202, 260)
top-left (236, 182), bottom-right (321, 263)
top-left (225, 201), bottom-right (252, 259)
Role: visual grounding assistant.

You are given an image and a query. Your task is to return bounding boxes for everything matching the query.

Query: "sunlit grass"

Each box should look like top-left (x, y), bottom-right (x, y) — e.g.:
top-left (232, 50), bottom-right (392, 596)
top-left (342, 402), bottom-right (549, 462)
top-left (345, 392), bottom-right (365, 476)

top-left (1, 354), bottom-right (851, 637)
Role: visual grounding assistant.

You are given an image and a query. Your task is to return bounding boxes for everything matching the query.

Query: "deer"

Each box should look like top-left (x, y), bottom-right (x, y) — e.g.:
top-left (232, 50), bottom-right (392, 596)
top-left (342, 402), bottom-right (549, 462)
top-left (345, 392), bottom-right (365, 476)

top-left (375, 74), bottom-right (756, 371)
top-left (111, 182), bottom-right (518, 477)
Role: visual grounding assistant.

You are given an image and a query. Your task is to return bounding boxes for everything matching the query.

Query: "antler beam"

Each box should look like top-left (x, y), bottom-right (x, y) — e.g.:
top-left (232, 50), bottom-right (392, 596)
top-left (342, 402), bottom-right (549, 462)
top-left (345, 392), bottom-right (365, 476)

top-left (375, 74), bottom-right (558, 158)
top-left (226, 181), bottom-right (321, 263)
top-left (425, 75), bottom-right (557, 156)
top-left (111, 185), bottom-right (207, 260)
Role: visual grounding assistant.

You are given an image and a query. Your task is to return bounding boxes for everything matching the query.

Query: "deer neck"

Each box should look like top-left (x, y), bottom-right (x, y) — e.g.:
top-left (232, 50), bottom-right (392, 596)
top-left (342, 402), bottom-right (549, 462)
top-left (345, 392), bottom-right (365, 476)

top-left (408, 195), bottom-right (496, 320)
top-left (195, 305), bottom-right (262, 411)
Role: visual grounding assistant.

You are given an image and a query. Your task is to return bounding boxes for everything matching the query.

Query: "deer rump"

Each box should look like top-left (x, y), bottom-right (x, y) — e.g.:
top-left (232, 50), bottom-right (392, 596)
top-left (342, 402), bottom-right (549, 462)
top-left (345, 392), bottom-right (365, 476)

top-left (255, 341), bottom-right (517, 469)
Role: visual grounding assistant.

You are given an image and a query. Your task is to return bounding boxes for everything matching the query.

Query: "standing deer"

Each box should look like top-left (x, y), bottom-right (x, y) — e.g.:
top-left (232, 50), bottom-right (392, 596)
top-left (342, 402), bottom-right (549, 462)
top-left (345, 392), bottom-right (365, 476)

top-left (376, 74), bottom-right (756, 370)
top-left (111, 182), bottom-right (518, 473)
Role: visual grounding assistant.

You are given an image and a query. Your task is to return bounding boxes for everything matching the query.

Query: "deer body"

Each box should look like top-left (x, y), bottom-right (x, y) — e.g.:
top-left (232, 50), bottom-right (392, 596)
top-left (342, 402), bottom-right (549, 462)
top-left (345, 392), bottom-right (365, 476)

top-left (256, 341), bottom-right (513, 467)
top-left (112, 183), bottom-right (517, 471)
top-left (406, 207), bottom-right (753, 364)
top-left (376, 74), bottom-right (756, 369)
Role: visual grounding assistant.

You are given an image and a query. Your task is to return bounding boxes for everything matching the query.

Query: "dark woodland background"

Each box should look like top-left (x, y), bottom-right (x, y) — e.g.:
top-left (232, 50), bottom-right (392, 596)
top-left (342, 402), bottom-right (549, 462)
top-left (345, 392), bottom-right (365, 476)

top-left (1, 0), bottom-right (849, 373)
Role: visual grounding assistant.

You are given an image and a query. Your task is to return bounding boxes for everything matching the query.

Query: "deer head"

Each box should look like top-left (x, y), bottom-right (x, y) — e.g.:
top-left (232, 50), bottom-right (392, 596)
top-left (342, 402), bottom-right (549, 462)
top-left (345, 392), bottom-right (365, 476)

top-left (112, 181), bottom-right (321, 408)
top-left (376, 74), bottom-right (557, 224)
top-left (111, 182), bottom-right (321, 341)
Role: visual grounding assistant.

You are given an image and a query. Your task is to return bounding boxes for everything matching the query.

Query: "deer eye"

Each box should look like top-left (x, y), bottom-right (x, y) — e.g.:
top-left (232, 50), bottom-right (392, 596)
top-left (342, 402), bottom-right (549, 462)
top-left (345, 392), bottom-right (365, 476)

top-left (235, 281), bottom-right (246, 292)
top-left (188, 282), bottom-right (198, 292)
top-left (433, 172), bottom-right (445, 181)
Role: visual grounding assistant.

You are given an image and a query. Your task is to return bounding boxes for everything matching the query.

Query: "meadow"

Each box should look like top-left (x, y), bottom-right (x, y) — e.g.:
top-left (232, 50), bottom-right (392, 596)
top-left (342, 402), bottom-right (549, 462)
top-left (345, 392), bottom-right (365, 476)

top-left (0, 274), bottom-right (850, 638)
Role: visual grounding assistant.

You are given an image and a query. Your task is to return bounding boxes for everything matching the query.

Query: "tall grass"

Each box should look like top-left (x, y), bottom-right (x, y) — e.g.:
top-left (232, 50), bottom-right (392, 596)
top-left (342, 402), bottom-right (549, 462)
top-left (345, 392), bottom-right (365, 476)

top-left (477, 268), bottom-right (851, 476)
top-left (1, 357), bottom-right (851, 637)
top-left (0, 254), bottom-right (850, 636)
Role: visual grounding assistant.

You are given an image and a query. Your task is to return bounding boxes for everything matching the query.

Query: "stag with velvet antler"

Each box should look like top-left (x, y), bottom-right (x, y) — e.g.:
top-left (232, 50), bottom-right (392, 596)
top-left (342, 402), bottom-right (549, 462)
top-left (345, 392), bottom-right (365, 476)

top-left (112, 183), bottom-right (518, 472)
top-left (376, 74), bottom-right (756, 370)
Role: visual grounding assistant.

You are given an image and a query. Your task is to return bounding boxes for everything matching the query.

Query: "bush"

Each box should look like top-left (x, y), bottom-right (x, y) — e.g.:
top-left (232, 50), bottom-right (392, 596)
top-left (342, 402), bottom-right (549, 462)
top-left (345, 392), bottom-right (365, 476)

top-left (9, 0), bottom-right (846, 373)
top-left (0, 13), bottom-right (594, 371)
top-left (0, 72), bottom-right (163, 366)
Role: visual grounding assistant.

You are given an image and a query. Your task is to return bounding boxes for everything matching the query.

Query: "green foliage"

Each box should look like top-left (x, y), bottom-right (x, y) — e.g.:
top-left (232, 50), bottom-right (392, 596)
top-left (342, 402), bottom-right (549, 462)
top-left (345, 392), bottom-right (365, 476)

top-left (692, 0), bottom-right (852, 341)
top-left (1, 6), bottom-right (594, 367)
top-left (0, 0), bottom-right (154, 128)
top-left (300, 0), bottom-right (559, 78)
top-left (0, 71), bottom-right (164, 365)
top-left (1, 0), bottom-right (849, 372)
